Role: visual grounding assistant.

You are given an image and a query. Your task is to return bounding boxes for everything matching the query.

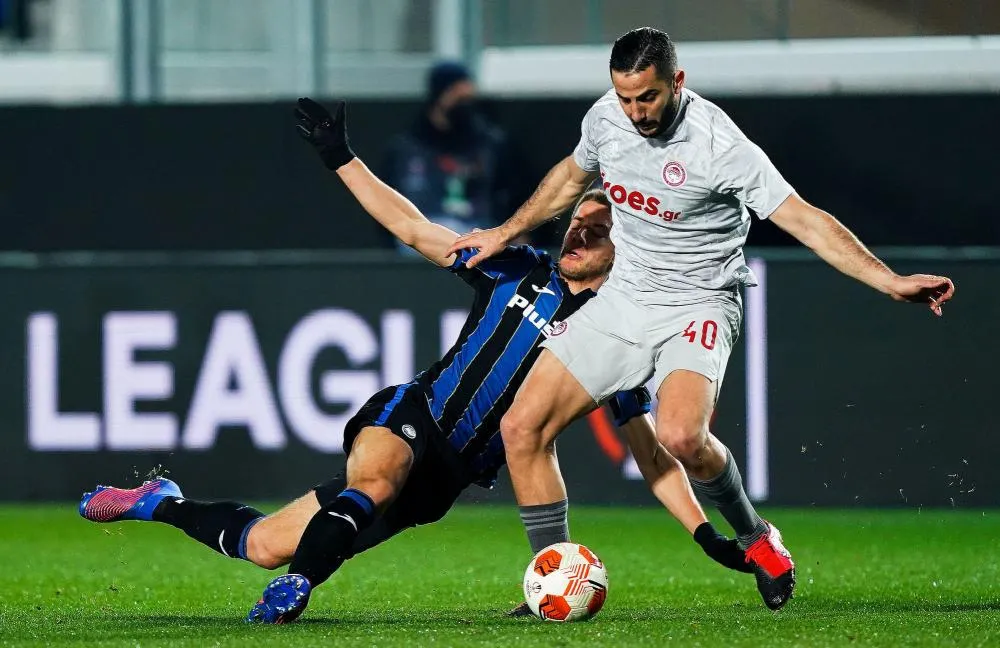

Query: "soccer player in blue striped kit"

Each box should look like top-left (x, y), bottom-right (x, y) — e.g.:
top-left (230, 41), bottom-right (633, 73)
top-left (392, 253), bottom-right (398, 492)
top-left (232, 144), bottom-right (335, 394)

top-left (79, 98), bottom-right (750, 624)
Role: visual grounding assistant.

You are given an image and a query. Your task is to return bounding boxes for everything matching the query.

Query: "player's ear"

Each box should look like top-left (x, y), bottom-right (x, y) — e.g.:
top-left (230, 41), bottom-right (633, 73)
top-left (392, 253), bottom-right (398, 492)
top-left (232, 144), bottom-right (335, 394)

top-left (673, 69), bottom-right (685, 93)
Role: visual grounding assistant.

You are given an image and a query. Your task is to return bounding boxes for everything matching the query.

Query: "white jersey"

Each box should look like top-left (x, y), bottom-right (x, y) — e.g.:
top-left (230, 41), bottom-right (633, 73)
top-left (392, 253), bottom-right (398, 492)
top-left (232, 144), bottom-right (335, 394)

top-left (573, 88), bottom-right (794, 306)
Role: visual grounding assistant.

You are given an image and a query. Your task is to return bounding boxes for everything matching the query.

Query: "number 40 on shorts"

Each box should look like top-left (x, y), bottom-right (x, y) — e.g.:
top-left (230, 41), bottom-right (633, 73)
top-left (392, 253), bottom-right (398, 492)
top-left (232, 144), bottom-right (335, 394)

top-left (682, 320), bottom-right (718, 350)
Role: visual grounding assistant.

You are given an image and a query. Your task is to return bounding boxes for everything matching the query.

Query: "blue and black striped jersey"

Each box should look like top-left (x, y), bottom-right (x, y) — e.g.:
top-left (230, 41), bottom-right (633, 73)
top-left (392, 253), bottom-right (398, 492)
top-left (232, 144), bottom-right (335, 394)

top-left (414, 245), bottom-right (648, 487)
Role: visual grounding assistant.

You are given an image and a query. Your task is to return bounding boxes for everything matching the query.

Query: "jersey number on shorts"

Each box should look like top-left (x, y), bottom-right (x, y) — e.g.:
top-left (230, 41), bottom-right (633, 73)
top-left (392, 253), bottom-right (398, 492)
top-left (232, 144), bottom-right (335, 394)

top-left (682, 320), bottom-right (718, 350)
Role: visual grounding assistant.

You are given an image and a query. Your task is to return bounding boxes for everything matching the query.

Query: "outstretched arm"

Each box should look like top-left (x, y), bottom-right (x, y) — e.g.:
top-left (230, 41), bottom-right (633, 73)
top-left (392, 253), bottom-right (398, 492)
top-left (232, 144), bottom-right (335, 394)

top-left (618, 413), bottom-right (706, 534)
top-left (336, 159), bottom-right (457, 267)
top-left (446, 155), bottom-right (596, 268)
top-left (769, 194), bottom-right (955, 315)
top-left (294, 98), bottom-right (457, 267)
top-left (501, 155), bottom-right (595, 240)
top-left (608, 393), bottom-right (751, 574)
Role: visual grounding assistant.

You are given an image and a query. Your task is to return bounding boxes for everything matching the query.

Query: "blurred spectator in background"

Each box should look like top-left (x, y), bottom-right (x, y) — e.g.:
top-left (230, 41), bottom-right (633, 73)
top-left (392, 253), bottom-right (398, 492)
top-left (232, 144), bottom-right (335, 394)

top-left (381, 60), bottom-right (539, 254)
top-left (0, 0), bottom-right (33, 42)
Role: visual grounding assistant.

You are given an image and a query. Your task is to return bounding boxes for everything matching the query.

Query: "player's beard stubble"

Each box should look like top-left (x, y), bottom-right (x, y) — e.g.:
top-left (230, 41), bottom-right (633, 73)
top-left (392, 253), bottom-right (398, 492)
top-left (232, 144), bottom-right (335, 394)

top-left (633, 91), bottom-right (681, 139)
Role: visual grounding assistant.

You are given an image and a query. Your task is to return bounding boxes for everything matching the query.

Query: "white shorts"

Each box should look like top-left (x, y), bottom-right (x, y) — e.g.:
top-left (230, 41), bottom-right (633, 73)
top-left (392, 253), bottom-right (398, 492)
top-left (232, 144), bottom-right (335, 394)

top-left (541, 285), bottom-right (742, 404)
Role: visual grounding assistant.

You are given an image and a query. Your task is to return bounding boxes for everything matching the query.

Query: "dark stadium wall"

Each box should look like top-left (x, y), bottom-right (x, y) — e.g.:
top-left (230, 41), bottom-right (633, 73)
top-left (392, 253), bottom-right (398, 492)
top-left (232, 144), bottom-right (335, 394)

top-left (0, 255), bottom-right (993, 507)
top-left (0, 93), bottom-right (997, 252)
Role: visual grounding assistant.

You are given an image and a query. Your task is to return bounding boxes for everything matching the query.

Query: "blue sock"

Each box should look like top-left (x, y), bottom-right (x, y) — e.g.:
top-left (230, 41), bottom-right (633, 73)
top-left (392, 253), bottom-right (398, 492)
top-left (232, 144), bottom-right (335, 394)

top-left (237, 517), bottom-right (265, 561)
top-left (337, 489), bottom-right (376, 522)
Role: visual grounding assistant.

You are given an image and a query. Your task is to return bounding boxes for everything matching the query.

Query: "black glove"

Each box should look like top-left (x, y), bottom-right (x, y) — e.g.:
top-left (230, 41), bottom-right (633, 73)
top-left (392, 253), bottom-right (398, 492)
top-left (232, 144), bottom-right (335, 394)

top-left (694, 522), bottom-right (754, 574)
top-left (294, 97), bottom-right (356, 171)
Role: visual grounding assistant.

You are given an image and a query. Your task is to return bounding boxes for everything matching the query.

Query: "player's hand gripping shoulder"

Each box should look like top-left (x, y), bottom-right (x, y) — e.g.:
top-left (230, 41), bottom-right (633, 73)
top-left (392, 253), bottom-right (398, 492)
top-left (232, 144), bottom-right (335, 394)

top-left (447, 225), bottom-right (510, 269)
top-left (294, 98), bottom-right (459, 267)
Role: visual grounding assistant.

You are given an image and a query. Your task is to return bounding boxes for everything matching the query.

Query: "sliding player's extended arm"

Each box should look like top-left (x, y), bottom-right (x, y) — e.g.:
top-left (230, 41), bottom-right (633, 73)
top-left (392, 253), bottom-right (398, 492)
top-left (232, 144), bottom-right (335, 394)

top-left (618, 412), bottom-right (706, 534)
top-left (608, 390), bottom-right (752, 574)
top-left (336, 159), bottom-right (456, 267)
top-left (294, 98), bottom-right (456, 267)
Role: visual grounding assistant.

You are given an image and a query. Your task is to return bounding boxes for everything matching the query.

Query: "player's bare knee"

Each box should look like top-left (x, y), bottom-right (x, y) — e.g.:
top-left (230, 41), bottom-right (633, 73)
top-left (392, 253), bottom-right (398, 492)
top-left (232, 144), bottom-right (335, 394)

top-left (657, 421), bottom-right (706, 463)
top-left (500, 411), bottom-right (544, 460)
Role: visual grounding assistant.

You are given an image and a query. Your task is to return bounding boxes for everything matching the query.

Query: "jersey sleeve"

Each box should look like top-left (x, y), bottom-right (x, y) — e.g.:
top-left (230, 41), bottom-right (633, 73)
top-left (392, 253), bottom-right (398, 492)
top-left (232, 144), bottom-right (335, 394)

top-left (714, 138), bottom-right (794, 220)
top-left (449, 245), bottom-right (547, 289)
top-left (572, 104), bottom-right (601, 173)
top-left (607, 386), bottom-right (652, 426)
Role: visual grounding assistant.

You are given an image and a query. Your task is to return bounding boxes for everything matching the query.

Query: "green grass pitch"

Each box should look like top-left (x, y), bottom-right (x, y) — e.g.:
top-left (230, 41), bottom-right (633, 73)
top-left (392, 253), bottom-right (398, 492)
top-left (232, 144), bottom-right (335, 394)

top-left (0, 504), bottom-right (998, 647)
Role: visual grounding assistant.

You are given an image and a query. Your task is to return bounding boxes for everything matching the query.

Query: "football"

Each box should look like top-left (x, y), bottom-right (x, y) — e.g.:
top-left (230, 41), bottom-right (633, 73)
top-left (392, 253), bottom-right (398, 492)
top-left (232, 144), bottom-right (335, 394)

top-left (522, 542), bottom-right (609, 622)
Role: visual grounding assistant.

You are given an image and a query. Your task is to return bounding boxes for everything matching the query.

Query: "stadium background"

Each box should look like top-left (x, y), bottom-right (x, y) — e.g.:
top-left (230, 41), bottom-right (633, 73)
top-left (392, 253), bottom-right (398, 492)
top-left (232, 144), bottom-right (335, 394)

top-left (1, 0), bottom-right (997, 512)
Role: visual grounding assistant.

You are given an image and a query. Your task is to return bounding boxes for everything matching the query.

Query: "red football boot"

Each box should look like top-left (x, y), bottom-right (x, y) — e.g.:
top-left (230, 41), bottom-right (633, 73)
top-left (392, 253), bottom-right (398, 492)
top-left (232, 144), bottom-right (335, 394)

top-left (745, 521), bottom-right (795, 610)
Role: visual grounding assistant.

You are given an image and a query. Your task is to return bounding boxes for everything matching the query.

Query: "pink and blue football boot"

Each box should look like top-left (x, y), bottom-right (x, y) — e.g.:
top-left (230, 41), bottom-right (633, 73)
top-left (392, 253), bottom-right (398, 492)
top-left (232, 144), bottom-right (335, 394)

top-left (79, 478), bottom-right (182, 523)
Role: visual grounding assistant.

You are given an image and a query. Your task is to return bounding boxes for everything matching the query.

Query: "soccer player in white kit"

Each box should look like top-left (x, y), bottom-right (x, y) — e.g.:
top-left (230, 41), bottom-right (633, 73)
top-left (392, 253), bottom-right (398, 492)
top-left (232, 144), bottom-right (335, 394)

top-left (449, 27), bottom-right (955, 611)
